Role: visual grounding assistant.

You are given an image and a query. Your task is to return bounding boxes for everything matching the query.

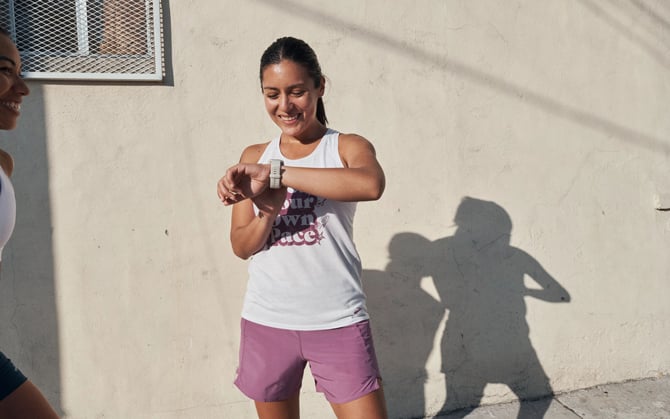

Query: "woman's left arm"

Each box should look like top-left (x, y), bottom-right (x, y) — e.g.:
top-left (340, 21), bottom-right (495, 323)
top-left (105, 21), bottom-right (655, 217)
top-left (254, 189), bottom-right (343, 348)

top-left (219, 134), bottom-right (385, 204)
top-left (282, 134), bottom-right (385, 201)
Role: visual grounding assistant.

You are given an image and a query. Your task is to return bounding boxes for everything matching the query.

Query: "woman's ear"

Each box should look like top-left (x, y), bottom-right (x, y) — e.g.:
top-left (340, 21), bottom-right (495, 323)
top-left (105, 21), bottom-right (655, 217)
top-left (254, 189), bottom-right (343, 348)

top-left (318, 76), bottom-right (326, 96)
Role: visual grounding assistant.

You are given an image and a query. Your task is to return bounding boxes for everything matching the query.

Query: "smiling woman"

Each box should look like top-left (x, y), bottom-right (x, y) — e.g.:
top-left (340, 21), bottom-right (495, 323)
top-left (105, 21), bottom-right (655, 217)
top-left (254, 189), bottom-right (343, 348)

top-left (0, 40), bottom-right (28, 132)
top-left (0, 27), bottom-right (59, 419)
top-left (217, 37), bottom-right (388, 419)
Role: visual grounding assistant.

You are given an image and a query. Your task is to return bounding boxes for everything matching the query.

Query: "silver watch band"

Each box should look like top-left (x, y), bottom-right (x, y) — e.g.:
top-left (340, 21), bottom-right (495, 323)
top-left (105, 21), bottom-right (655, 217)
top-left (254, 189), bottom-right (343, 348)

top-left (269, 159), bottom-right (283, 189)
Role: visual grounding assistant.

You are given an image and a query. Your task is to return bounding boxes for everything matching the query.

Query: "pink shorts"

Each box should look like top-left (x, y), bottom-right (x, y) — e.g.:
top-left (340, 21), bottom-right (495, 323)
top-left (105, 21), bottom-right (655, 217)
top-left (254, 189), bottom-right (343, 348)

top-left (234, 318), bottom-right (382, 404)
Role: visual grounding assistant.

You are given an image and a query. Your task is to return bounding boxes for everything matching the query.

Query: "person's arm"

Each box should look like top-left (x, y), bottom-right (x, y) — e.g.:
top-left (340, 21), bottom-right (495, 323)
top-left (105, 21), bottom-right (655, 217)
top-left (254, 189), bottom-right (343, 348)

top-left (218, 134), bottom-right (385, 204)
top-left (0, 151), bottom-right (13, 270)
top-left (229, 188), bottom-right (286, 260)
top-left (0, 149), bottom-right (14, 176)
top-left (226, 144), bottom-right (287, 260)
top-left (283, 133), bottom-right (385, 201)
top-left (521, 252), bottom-right (571, 303)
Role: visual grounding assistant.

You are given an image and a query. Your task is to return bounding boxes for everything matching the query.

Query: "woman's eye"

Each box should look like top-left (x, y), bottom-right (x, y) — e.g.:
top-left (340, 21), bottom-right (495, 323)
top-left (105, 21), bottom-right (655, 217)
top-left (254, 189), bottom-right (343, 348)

top-left (266, 94), bottom-right (278, 99)
top-left (291, 91), bottom-right (305, 97)
top-left (0, 67), bottom-right (13, 75)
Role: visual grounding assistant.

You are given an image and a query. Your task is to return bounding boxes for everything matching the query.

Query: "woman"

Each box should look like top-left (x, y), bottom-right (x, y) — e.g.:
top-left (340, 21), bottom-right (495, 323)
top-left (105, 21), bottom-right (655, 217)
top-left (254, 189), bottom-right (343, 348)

top-left (217, 37), bottom-right (388, 419)
top-left (0, 27), bottom-right (59, 419)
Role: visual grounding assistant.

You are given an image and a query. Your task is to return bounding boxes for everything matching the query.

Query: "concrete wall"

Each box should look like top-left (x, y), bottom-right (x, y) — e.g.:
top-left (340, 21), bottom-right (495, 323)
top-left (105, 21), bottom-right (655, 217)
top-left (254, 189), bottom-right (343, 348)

top-left (1, 0), bottom-right (669, 417)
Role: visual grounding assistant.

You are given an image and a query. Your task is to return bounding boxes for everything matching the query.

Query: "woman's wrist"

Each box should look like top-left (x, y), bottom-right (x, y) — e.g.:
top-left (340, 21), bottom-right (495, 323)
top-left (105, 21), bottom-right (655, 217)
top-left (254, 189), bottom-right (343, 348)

top-left (269, 159), bottom-right (283, 189)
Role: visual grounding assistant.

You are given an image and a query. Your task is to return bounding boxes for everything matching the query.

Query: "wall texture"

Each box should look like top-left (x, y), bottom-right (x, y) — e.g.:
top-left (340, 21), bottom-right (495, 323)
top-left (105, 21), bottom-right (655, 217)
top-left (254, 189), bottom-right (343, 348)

top-left (1, 0), bottom-right (669, 418)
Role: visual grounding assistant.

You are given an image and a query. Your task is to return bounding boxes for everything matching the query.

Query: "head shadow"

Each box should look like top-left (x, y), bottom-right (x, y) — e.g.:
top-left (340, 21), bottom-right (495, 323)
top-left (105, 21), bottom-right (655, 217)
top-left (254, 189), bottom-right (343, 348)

top-left (363, 197), bottom-right (571, 418)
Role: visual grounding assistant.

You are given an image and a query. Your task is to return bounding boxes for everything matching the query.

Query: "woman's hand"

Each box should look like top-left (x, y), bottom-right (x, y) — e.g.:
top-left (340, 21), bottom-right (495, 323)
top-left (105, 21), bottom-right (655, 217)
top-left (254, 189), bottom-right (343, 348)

top-left (217, 163), bottom-right (271, 205)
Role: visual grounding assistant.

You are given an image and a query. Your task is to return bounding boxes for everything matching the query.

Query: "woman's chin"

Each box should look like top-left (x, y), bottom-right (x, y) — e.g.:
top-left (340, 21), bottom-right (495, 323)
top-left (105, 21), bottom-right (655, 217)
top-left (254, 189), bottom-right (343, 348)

top-left (0, 122), bottom-right (17, 131)
top-left (277, 123), bottom-right (304, 137)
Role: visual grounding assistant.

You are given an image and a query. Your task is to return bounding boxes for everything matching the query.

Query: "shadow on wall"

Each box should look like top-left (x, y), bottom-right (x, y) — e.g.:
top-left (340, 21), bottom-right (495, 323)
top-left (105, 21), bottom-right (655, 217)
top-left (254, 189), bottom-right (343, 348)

top-left (577, 0), bottom-right (670, 71)
top-left (364, 197), bottom-right (571, 419)
top-left (254, 0), bottom-right (669, 154)
top-left (0, 84), bottom-right (62, 415)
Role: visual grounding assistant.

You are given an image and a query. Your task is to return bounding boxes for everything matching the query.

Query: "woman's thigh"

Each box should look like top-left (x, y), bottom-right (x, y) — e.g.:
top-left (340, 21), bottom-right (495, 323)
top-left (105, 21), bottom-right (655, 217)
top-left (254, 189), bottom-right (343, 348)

top-left (329, 386), bottom-right (388, 419)
top-left (254, 392), bottom-right (300, 419)
top-left (0, 380), bottom-right (59, 419)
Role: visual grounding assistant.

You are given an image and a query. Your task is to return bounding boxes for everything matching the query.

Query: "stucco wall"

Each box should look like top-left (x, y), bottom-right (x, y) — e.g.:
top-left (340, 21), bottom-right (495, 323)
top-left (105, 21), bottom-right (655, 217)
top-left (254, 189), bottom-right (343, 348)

top-left (1, 1), bottom-right (669, 418)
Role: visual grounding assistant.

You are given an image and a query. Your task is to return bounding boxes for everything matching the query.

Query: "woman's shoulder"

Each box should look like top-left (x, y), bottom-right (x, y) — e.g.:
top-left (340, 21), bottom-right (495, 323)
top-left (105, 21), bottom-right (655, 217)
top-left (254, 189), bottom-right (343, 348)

top-left (335, 132), bottom-right (380, 168)
top-left (239, 141), bottom-right (272, 163)
top-left (0, 149), bottom-right (13, 176)
top-left (336, 132), bottom-right (377, 153)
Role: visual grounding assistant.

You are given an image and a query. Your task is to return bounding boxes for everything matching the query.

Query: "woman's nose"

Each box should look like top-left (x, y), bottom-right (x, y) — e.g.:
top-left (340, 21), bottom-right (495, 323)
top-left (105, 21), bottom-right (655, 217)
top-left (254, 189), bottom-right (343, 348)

top-left (279, 94), bottom-right (291, 111)
top-left (14, 76), bottom-right (30, 96)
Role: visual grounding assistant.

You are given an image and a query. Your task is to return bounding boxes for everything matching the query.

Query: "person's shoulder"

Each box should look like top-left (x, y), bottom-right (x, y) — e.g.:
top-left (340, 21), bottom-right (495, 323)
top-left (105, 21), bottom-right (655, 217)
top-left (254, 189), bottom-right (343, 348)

top-left (239, 141), bottom-right (271, 163)
top-left (0, 149), bottom-right (14, 177)
top-left (336, 132), bottom-right (381, 168)
top-left (337, 132), bottom-right (377, 152)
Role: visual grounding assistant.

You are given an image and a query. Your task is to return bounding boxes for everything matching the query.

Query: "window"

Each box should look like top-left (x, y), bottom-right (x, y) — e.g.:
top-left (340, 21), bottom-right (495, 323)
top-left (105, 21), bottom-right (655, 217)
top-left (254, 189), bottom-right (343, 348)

top-left (1, 0), bottom-right (164, 81)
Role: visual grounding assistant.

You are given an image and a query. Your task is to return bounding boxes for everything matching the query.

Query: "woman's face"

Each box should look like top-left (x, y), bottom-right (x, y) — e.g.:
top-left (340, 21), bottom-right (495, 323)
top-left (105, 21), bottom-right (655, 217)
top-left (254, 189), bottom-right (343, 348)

top-left (0, 34), bottom-right (29, 131)
top-left (261, 59), bottom-right (324, 139)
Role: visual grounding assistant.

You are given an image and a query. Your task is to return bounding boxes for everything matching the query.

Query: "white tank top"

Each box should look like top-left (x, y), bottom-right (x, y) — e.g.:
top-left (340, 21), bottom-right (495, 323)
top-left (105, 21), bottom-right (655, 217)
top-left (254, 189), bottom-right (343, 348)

top-left (242, 129), bottom-right (369, 330)
top-left (0, 168), bottom-right (16, 262)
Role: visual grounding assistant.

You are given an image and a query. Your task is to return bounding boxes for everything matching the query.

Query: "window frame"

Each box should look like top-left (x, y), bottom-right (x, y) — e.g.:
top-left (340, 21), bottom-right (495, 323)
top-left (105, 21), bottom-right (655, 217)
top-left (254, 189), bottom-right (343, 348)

top-left (6, 0), bottom-right (164, 82)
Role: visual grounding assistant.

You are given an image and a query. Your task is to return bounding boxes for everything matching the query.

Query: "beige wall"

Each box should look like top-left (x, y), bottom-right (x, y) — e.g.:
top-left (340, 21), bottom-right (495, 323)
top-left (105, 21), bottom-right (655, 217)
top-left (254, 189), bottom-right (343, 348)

top-left (1, 0), bottom-right (669, 417)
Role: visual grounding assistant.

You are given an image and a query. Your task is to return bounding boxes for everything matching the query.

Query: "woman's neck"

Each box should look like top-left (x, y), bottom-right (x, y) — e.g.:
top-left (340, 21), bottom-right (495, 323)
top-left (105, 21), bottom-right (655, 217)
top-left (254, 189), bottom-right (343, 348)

top-left (282, 123), bottom-right (328, 145)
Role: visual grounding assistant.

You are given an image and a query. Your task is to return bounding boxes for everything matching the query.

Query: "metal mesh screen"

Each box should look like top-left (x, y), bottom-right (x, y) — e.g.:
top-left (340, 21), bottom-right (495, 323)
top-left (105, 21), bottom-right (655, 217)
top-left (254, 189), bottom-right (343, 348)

top-left (1, 0), bottom-right (163, 81)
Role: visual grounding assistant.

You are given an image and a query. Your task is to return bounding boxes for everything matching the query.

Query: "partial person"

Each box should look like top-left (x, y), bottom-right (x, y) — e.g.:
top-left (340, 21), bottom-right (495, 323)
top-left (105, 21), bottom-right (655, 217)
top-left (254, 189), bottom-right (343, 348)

top-left (217, 36), bottom-right (388, 419)
top-left (0, 26), bottom-right (60, 419)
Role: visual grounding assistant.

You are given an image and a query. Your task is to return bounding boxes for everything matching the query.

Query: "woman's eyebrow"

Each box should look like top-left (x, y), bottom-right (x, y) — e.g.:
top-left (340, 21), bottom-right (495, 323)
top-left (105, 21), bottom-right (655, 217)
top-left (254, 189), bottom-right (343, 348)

top-left (0, 56), bottom-right (16, 66)
top-left (262, 83), bottom-right (307, 91)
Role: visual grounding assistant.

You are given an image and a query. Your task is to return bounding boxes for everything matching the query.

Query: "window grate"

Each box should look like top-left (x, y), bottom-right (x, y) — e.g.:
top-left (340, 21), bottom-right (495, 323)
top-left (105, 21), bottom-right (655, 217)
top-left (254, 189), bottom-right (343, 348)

top-left (1, 0), bottom-right (164, 81)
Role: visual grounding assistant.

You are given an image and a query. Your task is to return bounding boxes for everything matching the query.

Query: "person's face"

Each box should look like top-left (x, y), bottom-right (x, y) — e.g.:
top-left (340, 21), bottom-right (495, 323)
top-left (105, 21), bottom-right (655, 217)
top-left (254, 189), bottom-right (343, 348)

top-left (0, 34), bottom-right (29, 131)
top-left (261, 59), bottom-right (324, 138)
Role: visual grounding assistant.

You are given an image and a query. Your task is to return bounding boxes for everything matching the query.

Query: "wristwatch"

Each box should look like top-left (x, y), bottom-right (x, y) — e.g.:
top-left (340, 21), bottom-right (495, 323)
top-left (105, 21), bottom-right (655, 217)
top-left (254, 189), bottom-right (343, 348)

top-left (269, 159), bottom-right (283, 189)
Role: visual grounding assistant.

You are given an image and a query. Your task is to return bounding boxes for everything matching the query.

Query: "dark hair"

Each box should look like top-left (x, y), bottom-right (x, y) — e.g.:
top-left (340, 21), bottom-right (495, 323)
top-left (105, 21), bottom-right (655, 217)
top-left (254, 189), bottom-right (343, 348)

top-left (260, 37), bottom-right (328, 126)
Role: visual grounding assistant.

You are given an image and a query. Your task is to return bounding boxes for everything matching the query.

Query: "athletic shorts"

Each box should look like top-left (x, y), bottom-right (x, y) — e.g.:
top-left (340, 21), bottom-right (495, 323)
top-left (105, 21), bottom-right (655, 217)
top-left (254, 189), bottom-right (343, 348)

top-left (0, 351), bottom-right (27, 401)
top-left (234, 318), bottom-right (382, 404)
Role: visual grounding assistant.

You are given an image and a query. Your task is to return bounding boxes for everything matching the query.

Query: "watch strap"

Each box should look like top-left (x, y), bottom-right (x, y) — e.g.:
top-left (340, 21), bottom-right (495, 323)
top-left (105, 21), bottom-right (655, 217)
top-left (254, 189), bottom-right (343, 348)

top-left (269, 159), bottom-right (283, 189)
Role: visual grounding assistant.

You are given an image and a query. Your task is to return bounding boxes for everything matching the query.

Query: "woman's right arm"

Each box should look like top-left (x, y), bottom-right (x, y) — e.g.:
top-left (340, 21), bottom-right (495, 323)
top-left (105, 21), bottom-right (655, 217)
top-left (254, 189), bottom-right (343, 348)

top-left (0, 149), bottom-right (14, 176)
top-left (230, 188), bottom-right (285, 259)
top-left (228, 144), bottom-right (286, 260)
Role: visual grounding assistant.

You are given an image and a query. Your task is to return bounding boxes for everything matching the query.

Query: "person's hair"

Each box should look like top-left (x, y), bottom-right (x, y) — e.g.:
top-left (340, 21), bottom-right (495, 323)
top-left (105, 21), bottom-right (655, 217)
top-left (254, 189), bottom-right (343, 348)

top-left (259, 36), bottom-right (328, 126)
